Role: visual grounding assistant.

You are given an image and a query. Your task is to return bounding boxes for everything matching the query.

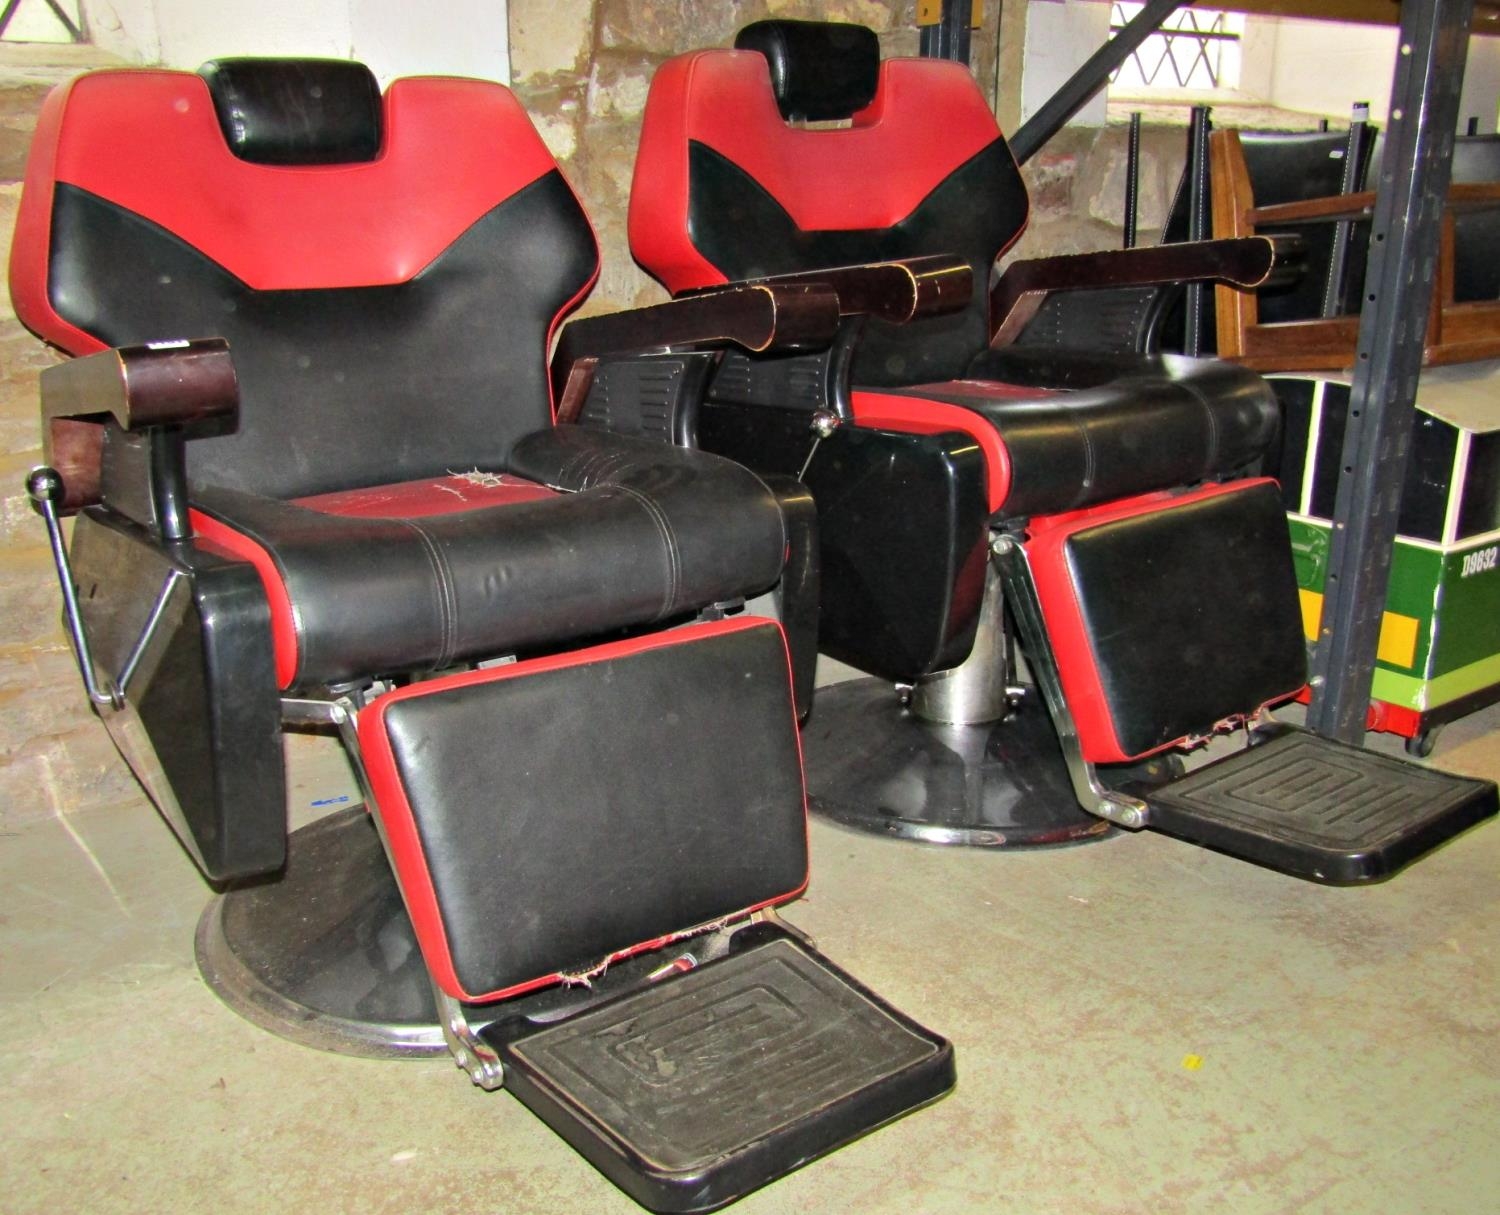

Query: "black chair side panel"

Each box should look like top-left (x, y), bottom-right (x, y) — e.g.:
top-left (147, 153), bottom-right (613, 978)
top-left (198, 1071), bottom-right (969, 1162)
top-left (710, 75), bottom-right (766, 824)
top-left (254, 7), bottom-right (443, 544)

top-left (696, 401), bottom-right (990, 682)
top-left (71, 511), bottom-right (285, 880)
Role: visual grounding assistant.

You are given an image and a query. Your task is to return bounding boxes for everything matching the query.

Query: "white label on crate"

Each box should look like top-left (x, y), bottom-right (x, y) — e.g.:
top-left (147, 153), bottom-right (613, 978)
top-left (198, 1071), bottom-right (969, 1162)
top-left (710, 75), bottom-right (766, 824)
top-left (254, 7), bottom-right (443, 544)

top-left (1460, 546), bottom-right (1498, 578)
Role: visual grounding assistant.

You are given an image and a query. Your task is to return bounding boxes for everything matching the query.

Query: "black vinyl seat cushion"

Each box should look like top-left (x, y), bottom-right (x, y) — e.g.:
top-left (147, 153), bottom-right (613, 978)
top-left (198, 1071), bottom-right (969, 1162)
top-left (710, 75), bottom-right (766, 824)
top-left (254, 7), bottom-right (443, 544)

top-left (192, 426), bottom-right (789, 691)
top-left (891, 351), bottom-right (1280, 519)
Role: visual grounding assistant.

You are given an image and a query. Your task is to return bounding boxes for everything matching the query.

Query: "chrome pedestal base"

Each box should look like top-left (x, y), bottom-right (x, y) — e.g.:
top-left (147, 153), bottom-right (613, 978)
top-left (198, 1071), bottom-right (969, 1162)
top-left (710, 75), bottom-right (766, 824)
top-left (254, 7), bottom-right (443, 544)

top-left (802, 678), bottom-right (1119, 848)
top-left (196, 805), bottom-right (462, 1059)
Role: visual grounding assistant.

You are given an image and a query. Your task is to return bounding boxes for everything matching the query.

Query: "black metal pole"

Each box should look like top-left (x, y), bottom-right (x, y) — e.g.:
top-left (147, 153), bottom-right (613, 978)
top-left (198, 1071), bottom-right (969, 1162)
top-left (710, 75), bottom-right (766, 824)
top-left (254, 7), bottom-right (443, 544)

top-left (1306, 0), bottom-right (1473, 744)
top-left (920, 0), bottom-right (972, 63)
top-left (1183, 104), bottom-right (1211, 356)
top-left (1010, 0), bottom-right (1185, 164)
top-left (1320, 102), bottom-right (1372, 319)
top-left (1124, 112), bottom-right (1142, 249)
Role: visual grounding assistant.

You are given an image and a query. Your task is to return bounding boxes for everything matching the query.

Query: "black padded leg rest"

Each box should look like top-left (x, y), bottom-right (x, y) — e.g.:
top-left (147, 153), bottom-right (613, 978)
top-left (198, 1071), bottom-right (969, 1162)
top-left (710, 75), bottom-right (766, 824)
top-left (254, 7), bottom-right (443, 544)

top-left (359, 616), bottom-right (809, 1003)
top-left (1028, 479), bottom-right (1308, 762)
top-left (1136, 726), bottom-right (1498, 883)
top-left (485, 925), bottom-right (955, 1213)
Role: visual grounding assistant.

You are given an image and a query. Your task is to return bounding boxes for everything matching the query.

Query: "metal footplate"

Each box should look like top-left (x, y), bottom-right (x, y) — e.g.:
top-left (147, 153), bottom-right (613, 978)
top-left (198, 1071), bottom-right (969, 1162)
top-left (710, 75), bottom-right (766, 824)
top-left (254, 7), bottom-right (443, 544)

top-left (1135, 726), bottom-right (1497, 883)
top-left (483, 926), bottom-right (955, 1213)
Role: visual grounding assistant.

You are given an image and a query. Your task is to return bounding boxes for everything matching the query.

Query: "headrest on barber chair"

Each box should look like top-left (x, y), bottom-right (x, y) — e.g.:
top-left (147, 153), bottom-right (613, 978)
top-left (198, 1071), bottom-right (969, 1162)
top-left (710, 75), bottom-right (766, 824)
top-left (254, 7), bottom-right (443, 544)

top-left (733, 20), bottom-right (879, 121)
top-left (198, 58), bottom-right (382, 164)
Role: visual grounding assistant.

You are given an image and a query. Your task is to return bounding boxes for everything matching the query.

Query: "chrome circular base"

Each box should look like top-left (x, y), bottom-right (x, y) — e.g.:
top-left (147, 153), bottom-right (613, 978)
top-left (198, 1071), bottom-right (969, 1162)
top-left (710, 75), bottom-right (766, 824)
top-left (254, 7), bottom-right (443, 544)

top-left (802, 678), bottom-right (1115, 848)
top-left (195, 805), bottom-right (457, 1059)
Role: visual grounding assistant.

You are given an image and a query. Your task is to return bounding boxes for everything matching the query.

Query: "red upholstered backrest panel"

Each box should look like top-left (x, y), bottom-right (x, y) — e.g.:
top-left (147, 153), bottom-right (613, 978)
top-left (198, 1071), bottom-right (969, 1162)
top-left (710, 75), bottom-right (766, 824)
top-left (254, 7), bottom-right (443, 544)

top-left (11, 69), bottom-right (570, 352)
top-left (630, 49), bottom-right (1016, 294)
top-left (10, 67), bottom-right (600, 501)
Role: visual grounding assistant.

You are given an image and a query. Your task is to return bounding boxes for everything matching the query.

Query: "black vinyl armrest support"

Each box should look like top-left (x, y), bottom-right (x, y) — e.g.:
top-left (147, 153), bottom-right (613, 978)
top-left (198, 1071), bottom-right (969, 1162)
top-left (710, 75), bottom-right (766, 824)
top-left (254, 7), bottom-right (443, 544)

top-left (38, 338), bottom-right (238, 512)
top-left (551, 283), bottom-right (840, 423)
top-left (989, 236), bottom-right (1294, 348)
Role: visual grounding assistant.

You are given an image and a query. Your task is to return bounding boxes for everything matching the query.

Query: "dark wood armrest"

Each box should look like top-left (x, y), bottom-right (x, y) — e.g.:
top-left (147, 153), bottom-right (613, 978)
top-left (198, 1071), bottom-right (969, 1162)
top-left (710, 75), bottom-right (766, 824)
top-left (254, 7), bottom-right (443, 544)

top-left (730, 255), bottom-right (974, 323)
top-left (551, 282), bottom-right (840, 422)
top-left (988, 236), bottom-right (1287, 348)
top-left (1251, 182), bottom-right (1500, 228)
top-left (40, 338), bottom-right (238, 511)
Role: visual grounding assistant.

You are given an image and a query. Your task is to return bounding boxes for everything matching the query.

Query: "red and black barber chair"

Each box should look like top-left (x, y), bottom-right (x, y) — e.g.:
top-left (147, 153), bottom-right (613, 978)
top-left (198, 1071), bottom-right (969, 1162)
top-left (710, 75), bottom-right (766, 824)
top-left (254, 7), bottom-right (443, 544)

top-left (12, 58), bottom-right (954, 1211)
top-left (615, 19), bottom-right (1496, 876)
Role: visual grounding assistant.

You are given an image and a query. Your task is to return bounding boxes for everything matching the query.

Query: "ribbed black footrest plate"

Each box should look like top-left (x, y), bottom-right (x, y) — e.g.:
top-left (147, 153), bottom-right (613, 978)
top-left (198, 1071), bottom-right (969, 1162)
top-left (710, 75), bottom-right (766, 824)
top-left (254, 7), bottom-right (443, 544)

top-left (1141, 727), bottom-right (1497, 883)
top-left (488, 933), bottom-right (954, 1213)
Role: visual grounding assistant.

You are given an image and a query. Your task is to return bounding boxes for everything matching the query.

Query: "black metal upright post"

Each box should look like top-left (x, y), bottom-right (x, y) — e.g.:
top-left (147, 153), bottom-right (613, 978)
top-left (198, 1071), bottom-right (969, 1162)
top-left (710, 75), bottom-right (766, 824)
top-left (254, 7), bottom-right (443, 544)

top-left (920, 0), bottom-right (972, 63)
top-left (1305, 0), bottom-right (1473, 744)
top-left (1182, 104), bottom-right (1211, 356)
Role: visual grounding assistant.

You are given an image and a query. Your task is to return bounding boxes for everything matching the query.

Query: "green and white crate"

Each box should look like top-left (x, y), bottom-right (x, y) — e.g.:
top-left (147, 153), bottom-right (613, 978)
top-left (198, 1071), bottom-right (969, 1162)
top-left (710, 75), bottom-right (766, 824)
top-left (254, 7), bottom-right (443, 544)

top-left (1272, 362), bottom-right (1500, 754)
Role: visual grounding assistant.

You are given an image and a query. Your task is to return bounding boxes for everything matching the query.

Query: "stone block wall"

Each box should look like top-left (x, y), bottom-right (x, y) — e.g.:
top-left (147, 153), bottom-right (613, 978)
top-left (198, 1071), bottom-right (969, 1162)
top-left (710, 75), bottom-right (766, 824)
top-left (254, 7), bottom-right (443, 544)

top-left (2, 77), bottom-right (141, 830)
top-left (508, 0), bottom-right (1001, 311)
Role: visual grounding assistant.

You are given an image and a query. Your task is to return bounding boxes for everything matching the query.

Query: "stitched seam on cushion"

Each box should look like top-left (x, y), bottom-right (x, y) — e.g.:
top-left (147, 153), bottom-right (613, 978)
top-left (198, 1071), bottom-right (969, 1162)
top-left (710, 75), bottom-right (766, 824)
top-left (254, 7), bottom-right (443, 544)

top-left (1074, 412), bottom-right (1096, 510)
top-left (1184, 379), bottom-right (1222, 479)
top-left (611, 482), bottom-right (681, 614)
top-left (401, 520), bottom-right (457, 669)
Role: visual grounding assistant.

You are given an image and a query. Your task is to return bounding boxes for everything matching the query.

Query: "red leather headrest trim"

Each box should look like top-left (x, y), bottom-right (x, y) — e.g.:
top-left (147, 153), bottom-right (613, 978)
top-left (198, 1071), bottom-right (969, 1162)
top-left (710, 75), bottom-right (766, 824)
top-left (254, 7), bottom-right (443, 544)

top-left (631, 50), bottom-right (1013, 294)
top-left (16, 70), bottom-right (562, 304)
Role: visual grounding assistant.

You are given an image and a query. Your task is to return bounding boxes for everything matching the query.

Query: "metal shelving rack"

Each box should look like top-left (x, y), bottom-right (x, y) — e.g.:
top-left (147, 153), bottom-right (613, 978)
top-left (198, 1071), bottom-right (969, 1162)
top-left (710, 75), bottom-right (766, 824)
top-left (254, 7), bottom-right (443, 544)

top-left (924, 0), bottom-right (1476, 747)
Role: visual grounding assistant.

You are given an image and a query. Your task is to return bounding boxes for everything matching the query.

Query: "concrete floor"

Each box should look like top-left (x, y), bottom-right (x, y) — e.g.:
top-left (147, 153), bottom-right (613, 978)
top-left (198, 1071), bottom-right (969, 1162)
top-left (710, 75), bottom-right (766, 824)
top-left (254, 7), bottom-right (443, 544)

top-left (2, 672), bottom-right (1497, 1215)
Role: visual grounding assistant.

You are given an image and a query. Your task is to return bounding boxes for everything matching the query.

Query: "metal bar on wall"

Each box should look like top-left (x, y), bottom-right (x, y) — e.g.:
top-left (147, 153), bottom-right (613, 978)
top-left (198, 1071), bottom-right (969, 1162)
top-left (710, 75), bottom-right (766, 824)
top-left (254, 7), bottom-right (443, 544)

top-left (1305, 0), bottom-right (1473, 744)
top-left (1009, 0), bottom-right (1184, 164)
top-left (919, 0), bottom-right (974, 63)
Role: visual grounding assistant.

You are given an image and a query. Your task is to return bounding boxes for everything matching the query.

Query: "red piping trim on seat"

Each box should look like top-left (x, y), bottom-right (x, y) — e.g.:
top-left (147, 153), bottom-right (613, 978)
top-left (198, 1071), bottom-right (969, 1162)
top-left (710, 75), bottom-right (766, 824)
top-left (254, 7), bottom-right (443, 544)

top-left (190, 508), bottom-right (299, 691)
top-left (357, 615), bottom-right (811, 1004)
top-left (1025, 480), bottom-right (1278, 763)
top-left (292, 474), bottom-right (555, 518)
top-left (851, 390), bottom-right (1009, 514)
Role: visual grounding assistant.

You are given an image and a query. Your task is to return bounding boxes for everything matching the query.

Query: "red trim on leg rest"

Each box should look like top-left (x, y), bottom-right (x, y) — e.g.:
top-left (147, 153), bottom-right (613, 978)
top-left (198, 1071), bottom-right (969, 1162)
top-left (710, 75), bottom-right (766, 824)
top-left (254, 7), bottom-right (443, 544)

top-left (852, 390), bottom-right (1010, 514)
top-left (630, 51), bottom-right (1019, 295)
top-left (357, 616), bottom-right (811, 1004)
top-left (1025, 481), bottom-right (1280, 764)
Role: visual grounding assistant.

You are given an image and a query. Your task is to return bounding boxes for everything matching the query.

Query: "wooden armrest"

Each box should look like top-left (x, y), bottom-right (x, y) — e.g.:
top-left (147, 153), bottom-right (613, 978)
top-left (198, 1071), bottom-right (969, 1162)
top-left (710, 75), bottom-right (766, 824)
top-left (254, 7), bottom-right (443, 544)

top-left (1248, 182), bottom-right (1500, 228)
top-left (40, 338), bottom-right (238, 512)
top-left (550, 282), bottom-right (840, 421)
top-left (988, 237), bottom-right (1285, 348)
top-left (731, 255), bottom-right (974, 323)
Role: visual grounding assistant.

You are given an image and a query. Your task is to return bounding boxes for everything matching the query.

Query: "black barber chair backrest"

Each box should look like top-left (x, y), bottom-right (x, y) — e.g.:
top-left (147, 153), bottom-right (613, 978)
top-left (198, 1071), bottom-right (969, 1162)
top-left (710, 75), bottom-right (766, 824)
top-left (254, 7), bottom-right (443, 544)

top-left (630, 20), bottom-right (1029, 386)
top-left (1448, 134), bottom-right (1500, 302)
top-left (12, 59), bottom-right (598, 500)
top-left (1238, 128), bottom-right (1373, 324)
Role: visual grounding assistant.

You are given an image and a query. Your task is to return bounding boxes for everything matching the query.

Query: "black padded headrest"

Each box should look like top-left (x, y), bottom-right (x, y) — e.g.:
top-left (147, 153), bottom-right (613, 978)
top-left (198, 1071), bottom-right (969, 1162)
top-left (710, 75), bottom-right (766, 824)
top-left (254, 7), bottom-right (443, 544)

top-left (198, 58), bottom-right (382, 165)
top-left (734, 20), bottom-right (879, 122)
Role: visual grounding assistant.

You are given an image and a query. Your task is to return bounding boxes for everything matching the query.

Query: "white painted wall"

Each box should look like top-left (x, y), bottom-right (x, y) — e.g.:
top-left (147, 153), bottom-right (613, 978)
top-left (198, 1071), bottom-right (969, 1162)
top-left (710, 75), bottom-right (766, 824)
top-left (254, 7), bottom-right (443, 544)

top-left (81, 0), bottom-right (509, 86)
top-left (1268, 20), bottom-right (1500, 132)
top-left (1022, 0), bottom-right (1112, 127)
